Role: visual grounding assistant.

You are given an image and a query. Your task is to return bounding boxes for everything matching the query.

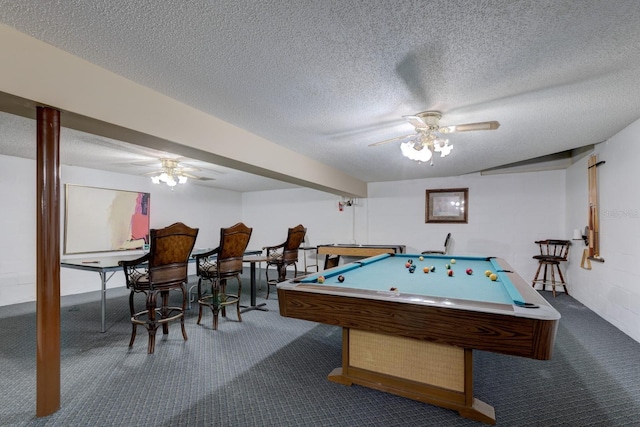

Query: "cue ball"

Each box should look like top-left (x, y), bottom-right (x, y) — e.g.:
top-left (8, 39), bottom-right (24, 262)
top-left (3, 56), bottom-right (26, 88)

top-left (337, 275), bottom-right (345, 283)
top-left (419, 256), bottom-right (424, 261)
top-left (450, 259), bottom-right (456, 264)
top-left (448, 270), bottom-right (454, 276)
top-left (485, 270), bottom-right (492, 277)
top-left (466, 268), bottom-right (473, 275)
top-left (317, 276), bottom-right (325, 284)
top-left (490, 273), bottom-right (498, 281)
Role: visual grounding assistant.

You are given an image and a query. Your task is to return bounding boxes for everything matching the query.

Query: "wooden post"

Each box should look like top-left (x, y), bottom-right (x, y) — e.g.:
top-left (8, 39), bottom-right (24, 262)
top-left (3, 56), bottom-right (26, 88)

top-left (36, 106), bottom-right (61, 416)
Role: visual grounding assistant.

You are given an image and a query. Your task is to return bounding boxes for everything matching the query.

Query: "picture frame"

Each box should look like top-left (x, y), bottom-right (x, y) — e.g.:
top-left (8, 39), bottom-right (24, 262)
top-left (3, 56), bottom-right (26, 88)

top-left (425, 188), bottom-right (468, 223)
top-left (64, 184), bottom-right (151, 254)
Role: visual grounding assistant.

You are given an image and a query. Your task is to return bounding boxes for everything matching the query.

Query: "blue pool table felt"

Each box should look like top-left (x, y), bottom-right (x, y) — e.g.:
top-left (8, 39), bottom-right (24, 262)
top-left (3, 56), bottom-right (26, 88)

top-left (300, 254), bottom-right (525, 306)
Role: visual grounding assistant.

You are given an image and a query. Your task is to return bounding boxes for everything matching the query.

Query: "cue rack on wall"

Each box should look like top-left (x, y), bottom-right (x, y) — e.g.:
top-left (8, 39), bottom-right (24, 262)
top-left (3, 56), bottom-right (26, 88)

top-left (581, 155), bottom-right (605, 269)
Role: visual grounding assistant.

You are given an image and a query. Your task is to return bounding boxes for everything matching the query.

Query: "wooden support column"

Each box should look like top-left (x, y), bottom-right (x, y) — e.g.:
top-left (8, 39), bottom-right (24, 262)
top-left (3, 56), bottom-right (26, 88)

top-left (36, 106), bottom-right (61, 417)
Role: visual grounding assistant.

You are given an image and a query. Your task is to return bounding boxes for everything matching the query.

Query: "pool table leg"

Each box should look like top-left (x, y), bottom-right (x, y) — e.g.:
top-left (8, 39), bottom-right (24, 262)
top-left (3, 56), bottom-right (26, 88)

top-left (328, 328), bottom-right (496, 425)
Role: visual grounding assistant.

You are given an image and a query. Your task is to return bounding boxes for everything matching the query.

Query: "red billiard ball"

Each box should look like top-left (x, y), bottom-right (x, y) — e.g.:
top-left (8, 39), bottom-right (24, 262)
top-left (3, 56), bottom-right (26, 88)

top-left (448, 270), bottom-right (454, 277)
top-left (466, 268), bottom-right (473, 275)
top-left (405, 262), bottom-right (411, 268)
top-left (338, 275), bottom-right (345, 283)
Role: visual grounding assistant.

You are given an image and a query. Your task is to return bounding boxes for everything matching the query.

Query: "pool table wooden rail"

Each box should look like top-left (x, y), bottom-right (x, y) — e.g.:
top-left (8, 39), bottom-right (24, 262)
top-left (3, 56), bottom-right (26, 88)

top-left (277, 286), bottom-right (556, 360)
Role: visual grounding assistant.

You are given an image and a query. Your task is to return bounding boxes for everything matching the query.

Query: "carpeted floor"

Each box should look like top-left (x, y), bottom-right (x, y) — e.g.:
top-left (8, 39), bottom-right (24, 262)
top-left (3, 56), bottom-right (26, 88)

top-left (1, 276), bottom-right (639, 427)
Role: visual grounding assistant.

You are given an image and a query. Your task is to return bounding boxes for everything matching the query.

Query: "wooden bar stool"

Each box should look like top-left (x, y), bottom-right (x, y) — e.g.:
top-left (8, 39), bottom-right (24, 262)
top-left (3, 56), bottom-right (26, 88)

top-left (531, 240), bottom-right (571, 297)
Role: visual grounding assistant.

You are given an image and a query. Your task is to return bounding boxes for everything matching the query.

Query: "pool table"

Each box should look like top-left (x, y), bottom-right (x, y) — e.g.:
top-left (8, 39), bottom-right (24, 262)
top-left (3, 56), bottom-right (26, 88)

top-left (277, 253), bottom-right (560, 425)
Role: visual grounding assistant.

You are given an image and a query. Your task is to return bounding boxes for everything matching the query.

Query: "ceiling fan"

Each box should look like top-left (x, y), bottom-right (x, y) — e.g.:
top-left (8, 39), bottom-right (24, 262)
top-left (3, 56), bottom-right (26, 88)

top-left (143, 158), bottom-right (210, 187)
top-left (369, 111), bottom-right (500, 165)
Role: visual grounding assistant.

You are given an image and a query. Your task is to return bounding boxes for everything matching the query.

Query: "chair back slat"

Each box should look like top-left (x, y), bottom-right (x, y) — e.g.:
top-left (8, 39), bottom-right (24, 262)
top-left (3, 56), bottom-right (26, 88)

top-left (148, 222), bottom-right (198, 287)
top-left (217, 222), bottom-right (253, 276)
top-left (282, 225), bottom-right (306, 264)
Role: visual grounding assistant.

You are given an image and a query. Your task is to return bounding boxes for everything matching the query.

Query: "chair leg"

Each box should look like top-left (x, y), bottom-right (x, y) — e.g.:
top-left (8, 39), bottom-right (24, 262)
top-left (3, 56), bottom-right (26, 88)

top-left (212, 282), bottom-right (220, 330)
top-left (532, 262), bottom-right (543, 290)
top-left (128, 291), bottom-right (137, 347)
top-left (161, 290), bottom-right (170, 335)
top-left (235, 275), bottom-right (242, 323)
top-left (197, 278), bottom-right (204, 325)
top-left (221, 280), bottom-right (227, 318)
top-left (265, 264), bottom-right (276, 299)
top-left (555, 263), bottom-right (569, 296)
top-left (146, 291), bottom-right (158, 354)
top-left (180, 285), bottom-right (188, 341)
top-left (550, 263), bottom-right (557, 298)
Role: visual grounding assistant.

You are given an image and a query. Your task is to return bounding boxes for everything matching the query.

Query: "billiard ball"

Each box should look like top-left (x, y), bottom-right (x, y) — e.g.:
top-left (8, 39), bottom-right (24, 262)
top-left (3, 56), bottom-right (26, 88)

top-left (445, 263), bottom-right (450, 269)
top-left (337, 275), bottom-right (345, 283)
top-left (430, 266), bottom-right (436, 272)
top-left (390, 287), bottom-right (398, 292)
top-left (448, 270), bottom-right (454, 277)
top-left (466, 268), bottom-right (473, 275)
top-left (490, 273), bottom-right (498, 281)
top-left (419, 256), bottom-right (424, 261)
top-left (408, 259), bottom-right (413, 264)
top-left (317, 276), bottom-right (325, 284)
top-left (405, 262), bottom-right (411, 268)
top-left (450, 259), bottom-right (456, 264)
top-left (423, 267), bottom-right (429, 273)
top-left (484, 270), bottom-right (492, 277)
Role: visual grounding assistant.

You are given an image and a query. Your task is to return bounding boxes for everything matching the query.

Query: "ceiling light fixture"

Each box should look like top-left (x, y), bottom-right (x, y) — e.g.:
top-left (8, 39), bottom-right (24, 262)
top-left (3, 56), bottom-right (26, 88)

top-left (400, 131), bottom-right (453, 166)
top-left (150, 159), bottom-right (189, 188)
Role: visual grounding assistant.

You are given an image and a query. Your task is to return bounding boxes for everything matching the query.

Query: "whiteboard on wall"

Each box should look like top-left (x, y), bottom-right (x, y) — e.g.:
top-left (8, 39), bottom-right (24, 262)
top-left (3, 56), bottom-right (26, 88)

top-left (64, 184), bottom-right (151, 254)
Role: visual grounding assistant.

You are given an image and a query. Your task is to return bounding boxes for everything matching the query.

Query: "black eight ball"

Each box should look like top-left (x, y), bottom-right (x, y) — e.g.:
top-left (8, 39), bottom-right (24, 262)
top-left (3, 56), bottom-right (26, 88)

top-left (337, 275), bottom-right (345, 283)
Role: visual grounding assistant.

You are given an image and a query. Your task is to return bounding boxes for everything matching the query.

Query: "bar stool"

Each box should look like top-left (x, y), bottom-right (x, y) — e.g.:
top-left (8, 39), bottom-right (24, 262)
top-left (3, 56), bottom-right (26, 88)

top-left (531, 240), bottom-right (571, 297)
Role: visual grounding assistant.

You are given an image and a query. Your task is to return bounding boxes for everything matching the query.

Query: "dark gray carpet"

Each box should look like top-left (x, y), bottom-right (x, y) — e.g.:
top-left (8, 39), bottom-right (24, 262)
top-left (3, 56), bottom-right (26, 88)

top-left (1, 275), bottom-right (639, 427)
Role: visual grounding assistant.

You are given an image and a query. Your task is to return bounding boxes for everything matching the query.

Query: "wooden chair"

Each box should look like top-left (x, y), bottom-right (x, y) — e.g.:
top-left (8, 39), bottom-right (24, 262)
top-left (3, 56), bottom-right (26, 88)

top-left (263, 224), bottom-right (306, 299)
top-left (195, 222), bottom-right (252, 330)
top-left (531, 239), bottom-right (571, 297)
top-left (422, 233), bottom-right (452, 255)
top-left (119, 222), bottom-right (198, 354)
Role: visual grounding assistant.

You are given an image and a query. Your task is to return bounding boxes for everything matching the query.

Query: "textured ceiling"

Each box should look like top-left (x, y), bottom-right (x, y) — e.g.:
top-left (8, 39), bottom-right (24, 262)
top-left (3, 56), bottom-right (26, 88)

top-left (2, 1), bottom-right (640, 191)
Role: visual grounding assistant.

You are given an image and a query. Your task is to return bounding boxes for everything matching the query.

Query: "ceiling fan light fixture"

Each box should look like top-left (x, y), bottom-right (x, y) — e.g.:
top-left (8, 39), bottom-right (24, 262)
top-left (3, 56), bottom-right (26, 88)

top-left (401, 141), bottom-right (433, 163)
top-left (150, 158), bottom-right (190, 188)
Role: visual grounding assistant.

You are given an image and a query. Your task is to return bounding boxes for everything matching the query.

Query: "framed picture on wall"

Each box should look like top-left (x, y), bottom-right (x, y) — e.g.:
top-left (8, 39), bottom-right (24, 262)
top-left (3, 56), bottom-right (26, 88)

top-left (64, 184), bottom-right (151, 254)
top-left (425, 188), bottom-right (468, 223)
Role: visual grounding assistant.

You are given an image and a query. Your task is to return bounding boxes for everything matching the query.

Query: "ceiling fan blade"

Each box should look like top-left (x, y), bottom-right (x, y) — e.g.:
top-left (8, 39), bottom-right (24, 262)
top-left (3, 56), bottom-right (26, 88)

top-left (403, 115), bottom-right (428, 129)
top-left (181, 172), bottom-right (207, 180)
top-left (368, 133), bottom-right (416, 147)
top-left (439, 121), bottom-right (500, 133)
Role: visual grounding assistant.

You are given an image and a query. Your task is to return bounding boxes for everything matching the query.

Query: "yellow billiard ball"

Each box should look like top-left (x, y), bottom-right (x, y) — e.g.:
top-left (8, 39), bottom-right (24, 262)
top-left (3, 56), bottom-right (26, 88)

top-left (317, 276), bottom-right (325, 284)
top-left (489, 273), bottom-right (498, 281)
top-left (484, 270), bottom-right (492, 277)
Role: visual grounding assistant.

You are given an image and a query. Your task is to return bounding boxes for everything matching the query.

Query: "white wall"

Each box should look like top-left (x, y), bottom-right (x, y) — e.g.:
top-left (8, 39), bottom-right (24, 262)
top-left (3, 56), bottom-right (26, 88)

top-left (0, 154), bottom-right (243, 305)
top-left (367, 171), bottom-right (567, 276)
top-left (565, 119), bottom-right (640, 343)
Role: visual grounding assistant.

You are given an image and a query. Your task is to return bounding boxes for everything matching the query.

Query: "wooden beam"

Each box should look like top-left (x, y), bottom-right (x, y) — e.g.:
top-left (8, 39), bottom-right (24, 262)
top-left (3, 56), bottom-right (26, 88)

top-left (36, 106), bottom-right (61, 416)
